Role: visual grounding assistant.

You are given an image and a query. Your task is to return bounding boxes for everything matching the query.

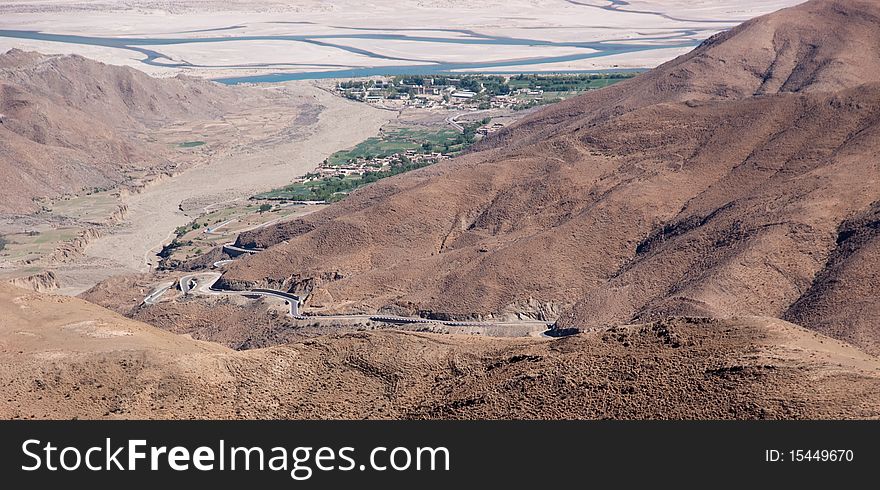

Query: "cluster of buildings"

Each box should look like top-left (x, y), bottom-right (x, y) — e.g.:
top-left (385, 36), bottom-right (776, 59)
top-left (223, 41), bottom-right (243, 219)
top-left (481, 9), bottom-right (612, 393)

top-left (336, 76), bottom-right (545, 110)
top-left (476, 122), bottom-right (506, 136)
top-left (308, 149), bottom-right (450, 181)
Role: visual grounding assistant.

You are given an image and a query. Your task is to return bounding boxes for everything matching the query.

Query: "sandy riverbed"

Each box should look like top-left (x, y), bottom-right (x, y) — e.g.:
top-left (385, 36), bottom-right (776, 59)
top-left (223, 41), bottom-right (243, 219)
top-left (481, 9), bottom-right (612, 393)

top-left (60, 83), bottom-right (393, 293)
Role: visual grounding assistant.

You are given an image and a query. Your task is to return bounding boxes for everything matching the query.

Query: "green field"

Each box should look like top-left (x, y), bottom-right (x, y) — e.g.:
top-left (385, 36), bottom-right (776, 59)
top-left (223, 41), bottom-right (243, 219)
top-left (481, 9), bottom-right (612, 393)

top-left (0, 228), bottom-right (81, 261)
top-left (49, 191), bottom-right (120, 223)
top-left (259, 121), bottom-right (485, 203)
top-left (178, 141), bottom-right (206, 148)
top-left (256, 160), bottom-right (433, 202)
top-left (327, 127), bottom-right (461, 166)
top-left (506, 73), bottom-right (636, 91)
top-left (505, 74), bottom-right (636, 110)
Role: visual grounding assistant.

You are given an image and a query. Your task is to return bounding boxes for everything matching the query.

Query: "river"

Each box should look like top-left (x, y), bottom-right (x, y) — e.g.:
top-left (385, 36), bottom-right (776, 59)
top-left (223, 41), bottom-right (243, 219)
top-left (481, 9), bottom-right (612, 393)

top-left (0, 27), bottom-right (699, 84)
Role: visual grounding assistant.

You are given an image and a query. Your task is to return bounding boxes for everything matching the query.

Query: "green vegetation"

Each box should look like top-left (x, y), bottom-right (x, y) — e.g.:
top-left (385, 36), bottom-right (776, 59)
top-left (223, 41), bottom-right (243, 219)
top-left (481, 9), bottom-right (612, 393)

top-left (48, 191), bottom-right (121, 222)
top-left (0, 228), bottom-right (84, 261)
top-left (84, 186), bottom-right (110, 195)
top-left (506, 73), bottom-right (637, 110)
top-left (259, 119), bottom-right (491, 203)
top-left (156, 202), bottom-right (308, 268)
top-left (178, 141), bottom-right (206, 148)
top-left (512, 97), bottom-right (563, 111)
top-left (506, 73), bottom-right (636, 92)
top-left (256, 160), bottom-right (434, 202)
top-left (158, 239), bottom-right (193, 258)
top-left (258, 203), bottom-right (272, 213)
top-left (338, 73), bottom-right (637, 107)
top-left (174, 221), bottom-right (202, 237)
top-left (392, 75), bottom-right (508, 95)
top-left (327, 127), bottom-right (467, 166)
top-left (360, 76), bottom-right (509, 100)
top-left (338, 79), bottom-right (391, 90)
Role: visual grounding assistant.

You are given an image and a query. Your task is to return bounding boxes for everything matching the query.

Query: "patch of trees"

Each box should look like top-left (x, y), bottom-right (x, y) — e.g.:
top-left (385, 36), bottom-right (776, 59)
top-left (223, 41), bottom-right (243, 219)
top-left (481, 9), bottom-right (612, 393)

top-left (174, 221), bottom-right (201, 237)
top-left (158, 239), bottom-right (193, 258)
top-left (273, 159), bottom-right (436, 203)
top-left (511, 73), bottom-right (636, 91)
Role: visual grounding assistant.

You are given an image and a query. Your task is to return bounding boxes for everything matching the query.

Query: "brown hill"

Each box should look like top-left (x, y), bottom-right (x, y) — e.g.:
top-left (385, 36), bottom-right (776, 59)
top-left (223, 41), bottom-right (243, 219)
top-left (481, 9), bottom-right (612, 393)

top-left (784, 201), bottom-right (880, 354)
top-left (3, 284), bottom-right (879, 419)
top-left (489, 0), bottom-right (880, 152)
top-left (214, 0), bottom-right (880, 354)
top-left (0, 49), bottom-right (268, 214)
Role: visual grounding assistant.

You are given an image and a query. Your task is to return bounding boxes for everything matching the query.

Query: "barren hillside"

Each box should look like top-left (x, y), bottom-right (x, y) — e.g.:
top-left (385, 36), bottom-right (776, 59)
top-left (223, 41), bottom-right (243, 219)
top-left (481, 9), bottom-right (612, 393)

top-left (210, 0), bottom-right (880, 354)
top-left (784, 201), bottom-right (880, 354)
top-left (3, 284), bottom-right (879, 419)
top-left (0, 49), bottom-right (272, 213)
top-left (487, 0), bottom-right (880, 151)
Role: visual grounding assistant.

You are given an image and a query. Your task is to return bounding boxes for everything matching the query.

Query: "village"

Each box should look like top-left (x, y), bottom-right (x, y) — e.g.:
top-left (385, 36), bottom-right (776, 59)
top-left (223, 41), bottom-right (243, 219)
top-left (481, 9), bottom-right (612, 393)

top-left (311, 148), bottom-right (450, 179)
top-left (252, 121), bottom-right (482, 203)
top-left (337, 75), bottom-right (540, 111)
top-left (262, 73), bottom-right (637, 203)
top-left (254, 72), bottom-right (639, 204)
top-left (334, 73), bottom-right (636, 112)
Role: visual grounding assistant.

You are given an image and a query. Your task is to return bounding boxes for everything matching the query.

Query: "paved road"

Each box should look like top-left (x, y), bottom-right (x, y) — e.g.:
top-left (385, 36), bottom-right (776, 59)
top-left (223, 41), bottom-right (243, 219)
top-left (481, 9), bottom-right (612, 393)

top-left (447, 109), bottom-right (494, 134)
top-left (204, 219), bottom-right (236, 236)
top-left (146, 236), bottom-right (553, 333)
top-left (148, 272), bottom-right (551, 331)
top-left (222, 243), bottom-right (263, 255)
top-left (170, 272), bottom-right (301, 316)
top-left (446, 114), bottom-right (464, 133)
top-left (251, 288), bottom-right (301, 315)
top-left (142, 281), bottom-right (175, 305)
top-left (179, 274), bottom-right (200, 294)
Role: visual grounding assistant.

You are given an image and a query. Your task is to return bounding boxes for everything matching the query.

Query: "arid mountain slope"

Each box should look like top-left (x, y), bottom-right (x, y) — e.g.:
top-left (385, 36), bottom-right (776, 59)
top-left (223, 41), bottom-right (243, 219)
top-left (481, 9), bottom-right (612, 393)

top-left (223, 86), bottom-right (880, 323)
top-left (0, 49), bottom-right (268, 213)
top-left (489, 0), bottom-right (880, 151)
top-left (211, 0), bottom-right (880, 353)
top-left (3, 284), bottom-right (879, 419)
top-left (784, 201), bottom-right (880, 354)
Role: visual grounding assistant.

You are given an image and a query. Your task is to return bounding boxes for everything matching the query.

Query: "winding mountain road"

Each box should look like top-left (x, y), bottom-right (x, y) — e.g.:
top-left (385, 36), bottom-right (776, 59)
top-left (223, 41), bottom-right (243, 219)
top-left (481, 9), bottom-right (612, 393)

top-left (222, 243), bottom-right (263, 255)
top-left (143, 240), bottom-right (553, 334)
top-left (143, 281), bottom-right (175, 305)
top-left (171, 271), bottom-right (300, 316)
top-left (145, 269), bottom-right (552, 332)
